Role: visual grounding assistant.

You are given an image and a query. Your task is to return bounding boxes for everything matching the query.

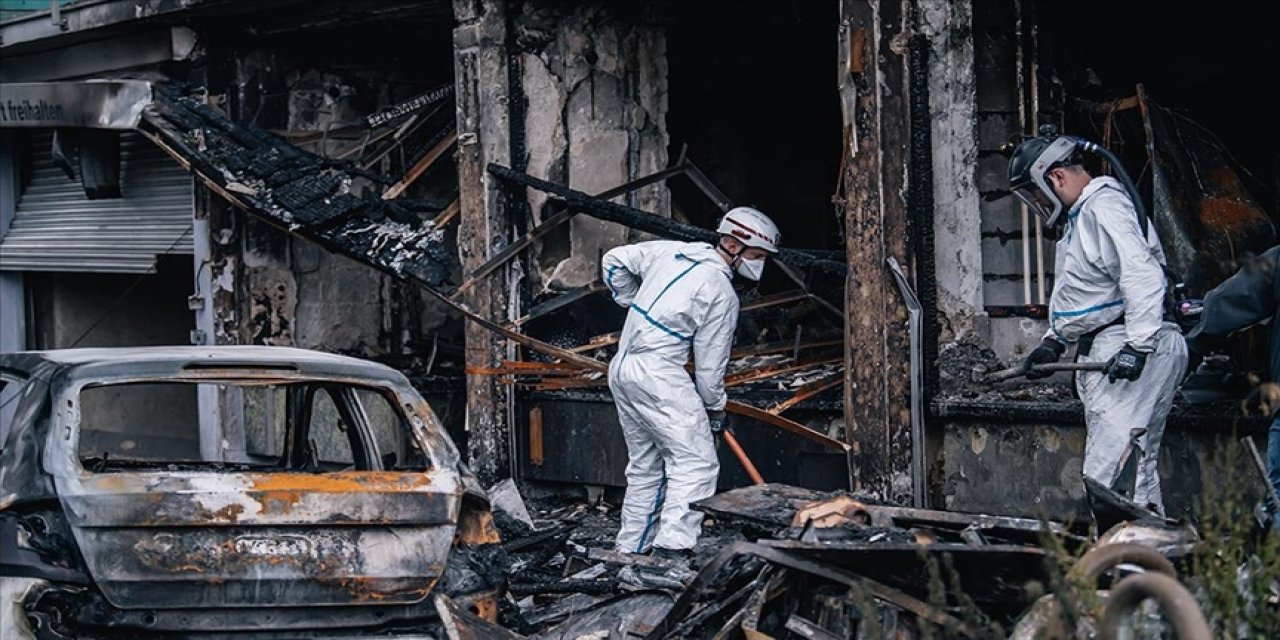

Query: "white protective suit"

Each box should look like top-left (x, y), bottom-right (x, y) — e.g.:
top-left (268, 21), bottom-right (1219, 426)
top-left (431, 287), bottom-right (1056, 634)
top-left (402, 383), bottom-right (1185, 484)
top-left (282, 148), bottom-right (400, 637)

top-left (1047, 176), bottom-right (1188, 513)
top-left (602, 240), bottom-right (739, 552)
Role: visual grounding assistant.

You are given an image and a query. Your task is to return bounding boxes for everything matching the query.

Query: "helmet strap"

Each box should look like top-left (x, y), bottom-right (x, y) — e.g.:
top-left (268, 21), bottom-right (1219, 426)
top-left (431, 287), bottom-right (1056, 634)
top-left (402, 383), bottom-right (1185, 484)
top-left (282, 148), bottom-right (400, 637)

top-left (717, 237), bottom-right (744, 266)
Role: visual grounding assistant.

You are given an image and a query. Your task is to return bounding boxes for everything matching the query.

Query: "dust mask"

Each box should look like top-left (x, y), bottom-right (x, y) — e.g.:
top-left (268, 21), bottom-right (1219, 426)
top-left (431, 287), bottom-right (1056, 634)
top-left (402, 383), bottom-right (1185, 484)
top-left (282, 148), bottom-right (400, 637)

top-left (736, 257), bottom-right (766, 281)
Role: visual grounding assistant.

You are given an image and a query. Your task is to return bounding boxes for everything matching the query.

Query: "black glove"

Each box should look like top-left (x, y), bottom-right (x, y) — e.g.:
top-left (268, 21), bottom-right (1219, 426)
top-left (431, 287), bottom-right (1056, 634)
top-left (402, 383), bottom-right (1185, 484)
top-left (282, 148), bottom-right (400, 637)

top-left (707, 410), bottom-right (726, 433)
top-left (1023, 338), bottom-right (1066, 380)
top-left (1104, 344), bottom-right (1148, 383)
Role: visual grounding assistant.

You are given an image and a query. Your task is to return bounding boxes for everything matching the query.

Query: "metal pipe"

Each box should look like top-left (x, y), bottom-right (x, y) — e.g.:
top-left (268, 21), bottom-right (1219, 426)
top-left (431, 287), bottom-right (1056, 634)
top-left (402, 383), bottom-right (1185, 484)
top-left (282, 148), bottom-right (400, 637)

top-left (1015, 1), bottom-right (1033, 306)
top-left (51, 0), bottom-right (68, 30)
top-left (1099, 573), bottom-right (1212, 640)
top-left (978, 360), bottom-right (1105, 385)
top-left (887, 256), bottom-right (925, 508)
top-left (1029, 5), bottom-right (1048, 304)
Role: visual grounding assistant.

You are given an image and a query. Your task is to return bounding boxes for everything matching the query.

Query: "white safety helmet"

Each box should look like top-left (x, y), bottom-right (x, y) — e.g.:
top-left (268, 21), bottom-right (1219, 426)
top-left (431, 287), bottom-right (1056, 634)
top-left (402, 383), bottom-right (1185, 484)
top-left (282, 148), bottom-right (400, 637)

top-left (716, 207), bottom-right (781, 254)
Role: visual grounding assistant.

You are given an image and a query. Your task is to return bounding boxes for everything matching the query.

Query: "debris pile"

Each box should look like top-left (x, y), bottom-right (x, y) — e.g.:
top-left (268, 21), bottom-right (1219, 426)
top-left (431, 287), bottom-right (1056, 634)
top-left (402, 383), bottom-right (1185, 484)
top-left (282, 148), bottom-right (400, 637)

top-left (936, 341), bottom-right (1074, 403)
top-left (427, 482), bottom-right (1222, 639)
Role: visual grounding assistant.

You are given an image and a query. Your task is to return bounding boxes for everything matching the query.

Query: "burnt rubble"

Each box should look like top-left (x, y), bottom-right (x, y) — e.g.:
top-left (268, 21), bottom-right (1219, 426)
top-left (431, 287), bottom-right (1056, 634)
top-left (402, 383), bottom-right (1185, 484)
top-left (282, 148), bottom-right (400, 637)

top-left (432, 481), bottom-right (1220, 639)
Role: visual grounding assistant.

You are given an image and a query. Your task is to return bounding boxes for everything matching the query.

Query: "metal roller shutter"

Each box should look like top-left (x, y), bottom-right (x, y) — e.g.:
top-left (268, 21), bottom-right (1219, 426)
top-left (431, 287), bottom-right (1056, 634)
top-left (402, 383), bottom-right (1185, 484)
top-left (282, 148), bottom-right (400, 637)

top-left (0, 131), bottom-right (194, 273)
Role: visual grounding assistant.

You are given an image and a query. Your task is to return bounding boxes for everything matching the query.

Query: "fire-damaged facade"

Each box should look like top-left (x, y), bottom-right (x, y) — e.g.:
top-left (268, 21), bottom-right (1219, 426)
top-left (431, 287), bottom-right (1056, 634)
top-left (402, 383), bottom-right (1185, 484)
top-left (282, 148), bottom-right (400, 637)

top-left (2, 0), bottom-right (1279, 637)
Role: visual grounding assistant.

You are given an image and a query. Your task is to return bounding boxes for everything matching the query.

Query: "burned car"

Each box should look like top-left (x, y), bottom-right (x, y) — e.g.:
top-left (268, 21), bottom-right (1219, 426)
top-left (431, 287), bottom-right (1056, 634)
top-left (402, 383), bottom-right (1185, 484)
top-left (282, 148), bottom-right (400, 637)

top-left (0, 347), bottom-right (501, 639)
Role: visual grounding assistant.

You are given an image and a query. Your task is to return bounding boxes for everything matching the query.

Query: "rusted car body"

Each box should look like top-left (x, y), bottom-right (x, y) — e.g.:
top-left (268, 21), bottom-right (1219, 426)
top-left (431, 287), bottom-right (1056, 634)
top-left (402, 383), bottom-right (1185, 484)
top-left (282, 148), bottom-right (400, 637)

top-left (0, 347), bottom-right (500, 639)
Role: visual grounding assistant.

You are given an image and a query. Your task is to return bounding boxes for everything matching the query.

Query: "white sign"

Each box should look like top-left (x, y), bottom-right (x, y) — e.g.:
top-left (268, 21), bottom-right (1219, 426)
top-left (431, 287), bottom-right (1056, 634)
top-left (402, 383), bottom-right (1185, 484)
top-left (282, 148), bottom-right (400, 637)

top-left (0, 80), bottom-right (152, 129)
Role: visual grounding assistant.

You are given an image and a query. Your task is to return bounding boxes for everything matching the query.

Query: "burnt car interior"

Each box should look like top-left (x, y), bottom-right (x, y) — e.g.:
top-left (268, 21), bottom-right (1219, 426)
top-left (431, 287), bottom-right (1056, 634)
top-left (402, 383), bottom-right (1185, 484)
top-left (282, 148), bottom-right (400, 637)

top-left (77, 380), bottom-right (432, 473)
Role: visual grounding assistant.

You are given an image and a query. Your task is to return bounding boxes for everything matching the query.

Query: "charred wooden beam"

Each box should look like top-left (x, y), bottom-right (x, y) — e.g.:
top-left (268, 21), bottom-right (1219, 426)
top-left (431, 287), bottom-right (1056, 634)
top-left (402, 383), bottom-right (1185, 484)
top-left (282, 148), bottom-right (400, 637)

top-left (486, 163), bottom-right (846, 274)
top-left (724, 356), bottom-right (843, 388)
top-left (765, 374), bottom-right (843, 415)
top-left (839, 0), bottom-right (914, 502)
top-left (453, 0), bottom-right (515, 485)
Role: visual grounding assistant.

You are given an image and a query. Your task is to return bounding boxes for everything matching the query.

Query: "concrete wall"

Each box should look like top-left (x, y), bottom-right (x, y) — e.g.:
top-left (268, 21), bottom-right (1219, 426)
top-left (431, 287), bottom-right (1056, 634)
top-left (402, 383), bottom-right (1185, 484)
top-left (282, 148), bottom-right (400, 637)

top-left (920, 0), bottom-right (985, 346)
top-left (212, 43), bottom-right (462, 360)
top-left (29, 257), bottom-right (193, 350)
top-left (937, 410), bottom-right (1262, 522)
top-left (515, 1), bottom-right (671, 291)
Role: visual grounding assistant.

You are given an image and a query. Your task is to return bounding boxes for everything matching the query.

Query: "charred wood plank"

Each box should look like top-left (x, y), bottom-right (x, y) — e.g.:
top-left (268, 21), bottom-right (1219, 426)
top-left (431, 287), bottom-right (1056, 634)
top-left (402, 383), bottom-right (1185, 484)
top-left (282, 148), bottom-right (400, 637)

top-left (839, 0), bottom-right (914, 502)
top-left (724, 356), bottom-right (843, 388)
top-left (765, 374), bottom-right (843, 415)
top-left (434, 198), bottom-right (461, 226)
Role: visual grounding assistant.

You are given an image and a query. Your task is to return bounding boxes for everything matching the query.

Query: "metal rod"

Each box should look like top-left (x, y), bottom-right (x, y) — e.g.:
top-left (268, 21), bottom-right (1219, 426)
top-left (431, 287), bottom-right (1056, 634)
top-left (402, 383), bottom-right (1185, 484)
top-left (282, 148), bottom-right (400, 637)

top-left (1243, 436), bottom-right (1280, 519)
top-left (979, 361), bottom-right (1106, 385)
top-left (887, 256), bottom-right (926, 509)
top-left (682, 159), bottom-right (733, 213)
top-left (1029, 2), bottom-right (1047, 306)
top-left (1015, 0), bottom-right (1033, 306)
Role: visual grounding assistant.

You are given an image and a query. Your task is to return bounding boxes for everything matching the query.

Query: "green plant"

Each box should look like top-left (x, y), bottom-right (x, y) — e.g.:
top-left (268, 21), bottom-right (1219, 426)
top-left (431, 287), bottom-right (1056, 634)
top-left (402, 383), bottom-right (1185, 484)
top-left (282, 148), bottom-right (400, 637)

top-left (1190, 435), bottom-right (1280, 638)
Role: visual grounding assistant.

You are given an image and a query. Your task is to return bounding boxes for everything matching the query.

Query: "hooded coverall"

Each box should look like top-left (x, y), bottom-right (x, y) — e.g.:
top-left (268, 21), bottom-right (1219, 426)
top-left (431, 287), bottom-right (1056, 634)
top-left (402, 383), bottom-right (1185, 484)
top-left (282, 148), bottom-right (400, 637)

top-left (602, 240), bottom-right (738, 553)
top-left (1186, 245), bottom-right (1280, 499)
top-left (1049, 176), bottom-right (1187, 514)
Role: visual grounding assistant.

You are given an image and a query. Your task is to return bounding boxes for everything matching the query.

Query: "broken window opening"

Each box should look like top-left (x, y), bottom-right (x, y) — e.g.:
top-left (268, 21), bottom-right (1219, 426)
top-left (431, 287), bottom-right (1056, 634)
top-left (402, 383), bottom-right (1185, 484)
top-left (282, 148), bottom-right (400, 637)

top-left (76, 379), bottom-right (425, 473)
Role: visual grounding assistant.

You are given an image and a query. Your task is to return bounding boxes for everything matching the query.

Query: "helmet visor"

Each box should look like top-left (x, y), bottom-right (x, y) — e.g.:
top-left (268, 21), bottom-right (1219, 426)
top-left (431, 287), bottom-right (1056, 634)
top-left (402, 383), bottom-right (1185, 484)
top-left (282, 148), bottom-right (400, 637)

top-left (1012, 182), bottom-right (1061, 225)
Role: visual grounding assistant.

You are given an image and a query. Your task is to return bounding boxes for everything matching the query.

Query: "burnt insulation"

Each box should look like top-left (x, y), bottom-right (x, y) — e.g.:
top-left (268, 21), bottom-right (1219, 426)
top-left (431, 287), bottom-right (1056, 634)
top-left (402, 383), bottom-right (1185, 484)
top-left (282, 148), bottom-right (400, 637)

top-left (909, 35), bottom-right (941, 399)
top-left (140, 85), bottom-right (456, 288)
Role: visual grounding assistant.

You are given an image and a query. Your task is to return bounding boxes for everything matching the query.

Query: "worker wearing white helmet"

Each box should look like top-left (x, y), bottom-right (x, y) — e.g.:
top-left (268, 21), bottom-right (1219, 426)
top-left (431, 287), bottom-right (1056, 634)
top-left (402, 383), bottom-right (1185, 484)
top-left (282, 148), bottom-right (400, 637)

top-left (602, 207), bottom-right (780, 574)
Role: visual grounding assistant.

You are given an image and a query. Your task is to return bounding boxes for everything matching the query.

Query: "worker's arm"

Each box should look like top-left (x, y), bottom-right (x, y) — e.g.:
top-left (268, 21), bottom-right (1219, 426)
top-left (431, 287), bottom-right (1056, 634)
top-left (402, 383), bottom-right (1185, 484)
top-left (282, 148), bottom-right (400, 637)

top-left (1187, 245), bottom-right (1280, 346)
top-left (691, 285), bottom-right (740, 412)
top-left (1093, 191), bottom-right (1167, 351)
top-left (600, 243), bottom-right (652, 307)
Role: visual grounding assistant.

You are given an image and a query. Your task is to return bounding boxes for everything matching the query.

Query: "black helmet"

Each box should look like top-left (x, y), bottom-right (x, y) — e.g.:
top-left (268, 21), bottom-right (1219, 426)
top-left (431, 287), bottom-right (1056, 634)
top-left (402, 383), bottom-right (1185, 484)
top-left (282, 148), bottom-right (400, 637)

top-left (1007, 125), bottom-right (1085, 227)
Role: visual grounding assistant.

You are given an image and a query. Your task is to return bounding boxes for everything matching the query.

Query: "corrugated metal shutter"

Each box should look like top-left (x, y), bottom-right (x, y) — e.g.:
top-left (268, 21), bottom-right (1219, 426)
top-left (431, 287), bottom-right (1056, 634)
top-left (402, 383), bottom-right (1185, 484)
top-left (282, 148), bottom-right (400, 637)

top-left (0, 131), bottom-right (194, 273)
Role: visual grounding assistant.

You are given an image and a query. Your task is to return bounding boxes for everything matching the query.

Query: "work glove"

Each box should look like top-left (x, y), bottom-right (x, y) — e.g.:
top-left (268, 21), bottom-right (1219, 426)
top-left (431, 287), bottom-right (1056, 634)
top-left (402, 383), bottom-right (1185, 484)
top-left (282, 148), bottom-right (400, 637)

top-left (1022, 338), bottom-right (1066, 380)
top-left (707, 410), bottom-right (727, 433)
top-left (1104, 344), bottom-right (1148, 383)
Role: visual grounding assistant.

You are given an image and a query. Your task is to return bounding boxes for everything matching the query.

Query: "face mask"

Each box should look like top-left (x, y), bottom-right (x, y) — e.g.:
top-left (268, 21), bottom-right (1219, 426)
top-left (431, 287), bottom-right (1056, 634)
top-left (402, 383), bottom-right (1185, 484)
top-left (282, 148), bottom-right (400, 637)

top-left (736, 257), bottom-right (766, 281)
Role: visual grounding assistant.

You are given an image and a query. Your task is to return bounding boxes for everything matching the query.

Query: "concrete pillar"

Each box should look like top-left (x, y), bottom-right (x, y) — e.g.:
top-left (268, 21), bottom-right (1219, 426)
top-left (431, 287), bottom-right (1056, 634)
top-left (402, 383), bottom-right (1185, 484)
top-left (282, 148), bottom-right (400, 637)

top-left (515, 2), bottom-right (671, 290)
top-left (919, 0), bottom-right (985, 346)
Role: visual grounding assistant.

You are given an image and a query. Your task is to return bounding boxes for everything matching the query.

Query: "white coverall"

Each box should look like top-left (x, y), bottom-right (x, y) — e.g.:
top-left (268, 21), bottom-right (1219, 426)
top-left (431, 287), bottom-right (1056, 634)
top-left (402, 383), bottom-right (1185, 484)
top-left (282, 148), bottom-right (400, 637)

top-left (602, 240), bottom-right (739, 552)
top-left (1047, 176), bottom-right (1188, 513)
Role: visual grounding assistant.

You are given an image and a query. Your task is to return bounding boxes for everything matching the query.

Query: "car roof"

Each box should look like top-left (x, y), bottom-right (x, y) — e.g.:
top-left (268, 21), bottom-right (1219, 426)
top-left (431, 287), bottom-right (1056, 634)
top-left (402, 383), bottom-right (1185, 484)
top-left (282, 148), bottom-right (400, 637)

top-left (0, 346), bottom-right (406, 384)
